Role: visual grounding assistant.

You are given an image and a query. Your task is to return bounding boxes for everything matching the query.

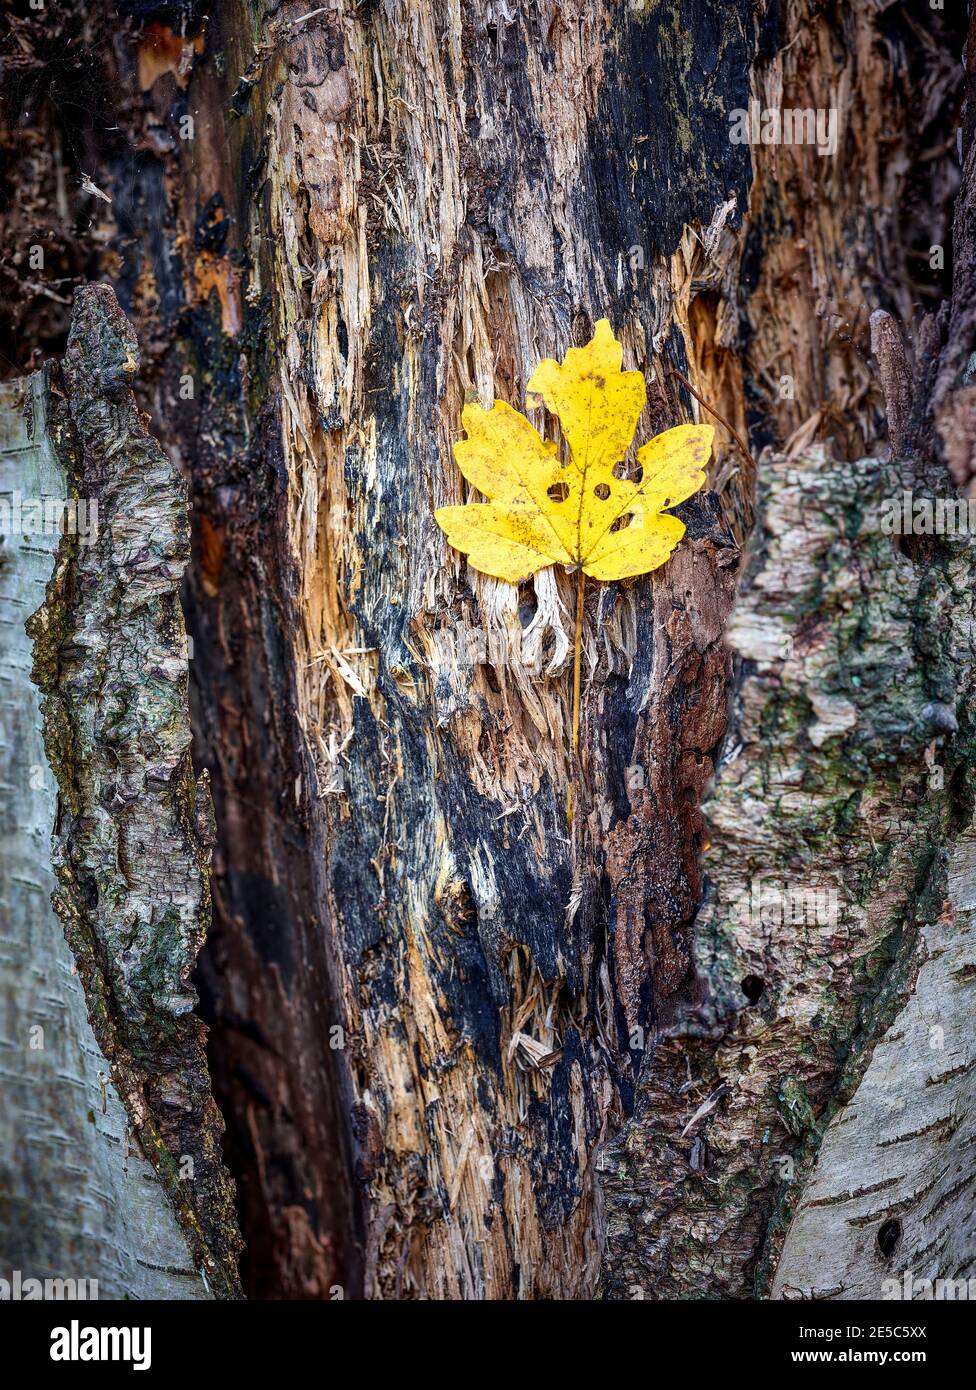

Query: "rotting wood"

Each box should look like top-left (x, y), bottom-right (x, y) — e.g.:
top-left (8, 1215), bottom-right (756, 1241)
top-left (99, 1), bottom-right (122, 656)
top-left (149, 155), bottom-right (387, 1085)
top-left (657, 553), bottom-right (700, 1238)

top-left (253, 0), bottom-right (752, 1298)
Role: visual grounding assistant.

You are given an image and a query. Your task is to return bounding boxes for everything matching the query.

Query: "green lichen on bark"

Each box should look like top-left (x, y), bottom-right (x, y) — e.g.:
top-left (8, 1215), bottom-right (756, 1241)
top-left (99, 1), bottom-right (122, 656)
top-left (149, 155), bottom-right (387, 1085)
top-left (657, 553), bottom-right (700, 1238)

top-left (602, 445), bottom-right (976, 1300)
top-left (26, 284), bottom-right (243, 1299)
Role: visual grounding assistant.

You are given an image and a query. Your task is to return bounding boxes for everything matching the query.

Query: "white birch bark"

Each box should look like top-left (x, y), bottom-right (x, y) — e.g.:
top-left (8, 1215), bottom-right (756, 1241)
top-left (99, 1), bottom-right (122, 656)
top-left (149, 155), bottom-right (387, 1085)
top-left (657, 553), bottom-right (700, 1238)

top-left (0, 372), bottom-right (209, 1299)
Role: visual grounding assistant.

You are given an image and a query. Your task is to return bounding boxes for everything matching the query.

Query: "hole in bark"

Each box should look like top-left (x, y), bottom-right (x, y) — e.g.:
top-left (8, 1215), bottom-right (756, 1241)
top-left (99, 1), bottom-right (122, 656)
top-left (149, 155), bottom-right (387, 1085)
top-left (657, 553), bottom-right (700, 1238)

top-left (741, 974), bottom-right (765, 1004)
top-left (877, 1219), bottom-right (901, 1258)
top-left (594, 482), bottom-right (610, 499)
top-left (547, 481), bottom-right (570, 502)
top-left (518, 597), bottom-right (537, 628)
top-left (609, 513), bottom-right (633, 533)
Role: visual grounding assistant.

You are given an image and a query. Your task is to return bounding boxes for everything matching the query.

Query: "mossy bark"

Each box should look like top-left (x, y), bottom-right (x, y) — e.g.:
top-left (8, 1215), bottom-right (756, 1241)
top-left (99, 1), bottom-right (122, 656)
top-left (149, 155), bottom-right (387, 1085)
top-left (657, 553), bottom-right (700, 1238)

top-left (602, 445), bottom-right (976, 1299)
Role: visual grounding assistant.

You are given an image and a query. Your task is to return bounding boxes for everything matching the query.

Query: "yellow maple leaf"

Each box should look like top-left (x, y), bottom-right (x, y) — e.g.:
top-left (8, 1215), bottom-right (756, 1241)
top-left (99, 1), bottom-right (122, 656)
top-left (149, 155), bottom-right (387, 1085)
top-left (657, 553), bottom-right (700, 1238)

top-left (435, 319), bottom-right (713, 585)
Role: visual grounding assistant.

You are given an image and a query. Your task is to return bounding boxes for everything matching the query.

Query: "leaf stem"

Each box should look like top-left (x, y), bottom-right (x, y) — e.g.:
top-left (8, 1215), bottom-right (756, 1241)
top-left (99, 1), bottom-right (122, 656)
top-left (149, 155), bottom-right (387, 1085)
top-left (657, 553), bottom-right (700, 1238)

top-left (572, 568), bottom-right (585, 753)
top-left (568, 567), bottom-right (585, 824)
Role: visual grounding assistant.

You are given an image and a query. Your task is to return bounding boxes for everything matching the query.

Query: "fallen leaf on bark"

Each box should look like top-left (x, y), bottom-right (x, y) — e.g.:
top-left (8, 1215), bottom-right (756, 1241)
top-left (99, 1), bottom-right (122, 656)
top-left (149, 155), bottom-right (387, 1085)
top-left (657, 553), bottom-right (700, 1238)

top-left (435, 319), bottom-right (713, 584)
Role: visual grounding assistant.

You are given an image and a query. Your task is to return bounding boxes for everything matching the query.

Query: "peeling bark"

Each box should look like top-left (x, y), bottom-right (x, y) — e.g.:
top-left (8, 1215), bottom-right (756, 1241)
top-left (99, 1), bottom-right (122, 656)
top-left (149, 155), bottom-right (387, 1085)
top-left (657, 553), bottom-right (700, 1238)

top-left (24, 285), bottom-right (242, 1299)
top-left (0, 368), bottom-right (211, 1298)
top-left (772, 19), bottom-right (976, 1299)
top-left (603, 443), bottom-right (976, 1299)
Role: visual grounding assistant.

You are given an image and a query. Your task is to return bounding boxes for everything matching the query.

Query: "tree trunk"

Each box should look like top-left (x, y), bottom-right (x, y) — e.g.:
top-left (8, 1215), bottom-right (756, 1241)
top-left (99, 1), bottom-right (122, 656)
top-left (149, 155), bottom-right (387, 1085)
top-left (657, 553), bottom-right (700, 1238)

top-left (2, 0), bottom-right (974, 1302)
top-left (0, 367), bottom-right (216, 1300)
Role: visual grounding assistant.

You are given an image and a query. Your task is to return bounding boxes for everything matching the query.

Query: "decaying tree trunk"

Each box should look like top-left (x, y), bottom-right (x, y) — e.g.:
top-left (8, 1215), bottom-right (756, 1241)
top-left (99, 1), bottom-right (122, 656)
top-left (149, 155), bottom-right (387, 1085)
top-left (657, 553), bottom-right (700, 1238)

top-left (2, 0), bottom-right (974, 1302)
